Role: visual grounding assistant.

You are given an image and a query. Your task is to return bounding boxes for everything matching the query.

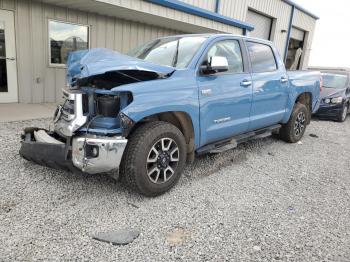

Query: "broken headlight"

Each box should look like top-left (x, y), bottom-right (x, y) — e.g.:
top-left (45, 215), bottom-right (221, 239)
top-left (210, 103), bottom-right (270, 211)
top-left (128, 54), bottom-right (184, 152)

top-left (119, 112), bottom-right (135, 137)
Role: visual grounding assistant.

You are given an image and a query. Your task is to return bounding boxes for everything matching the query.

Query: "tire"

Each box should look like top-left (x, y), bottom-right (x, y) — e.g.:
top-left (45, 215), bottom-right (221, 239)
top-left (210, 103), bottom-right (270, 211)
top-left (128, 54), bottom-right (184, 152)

top-left (337, 104), bottom-right (348, 122)
top-left (279, 103), bottom-right (309, 143)
top-left (120, 121), bottom-right (187, 196)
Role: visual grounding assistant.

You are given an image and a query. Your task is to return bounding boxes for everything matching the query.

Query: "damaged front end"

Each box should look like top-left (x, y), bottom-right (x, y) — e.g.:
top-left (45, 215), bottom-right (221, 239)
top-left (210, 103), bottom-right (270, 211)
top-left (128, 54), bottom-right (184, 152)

top-left (20, 87), bottom-right (130, 176)
top-left (19, 48), bottom-right (174, 176)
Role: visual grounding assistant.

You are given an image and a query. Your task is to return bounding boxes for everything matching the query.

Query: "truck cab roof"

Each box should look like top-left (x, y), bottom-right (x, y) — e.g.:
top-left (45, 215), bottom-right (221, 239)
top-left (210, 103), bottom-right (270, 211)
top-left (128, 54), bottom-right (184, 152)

top-left (155, 33), bottom-right (274, 45)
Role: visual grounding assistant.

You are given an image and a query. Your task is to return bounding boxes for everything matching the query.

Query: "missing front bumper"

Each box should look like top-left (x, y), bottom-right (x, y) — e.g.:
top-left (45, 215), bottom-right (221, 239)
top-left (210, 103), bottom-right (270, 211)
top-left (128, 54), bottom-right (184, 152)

top-left (19, 130), bottom-right (78, 173)
top-left (19, 128), bottom-right (128, 175)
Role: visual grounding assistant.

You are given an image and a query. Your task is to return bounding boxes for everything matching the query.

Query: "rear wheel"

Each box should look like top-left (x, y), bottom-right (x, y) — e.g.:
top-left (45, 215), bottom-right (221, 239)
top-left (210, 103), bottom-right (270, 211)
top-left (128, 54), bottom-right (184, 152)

top-left (280, 103), bottom-right (308, 143)
top-left (337, 104), bottom-right (348, 122)
top-left (120, 121), bottom-right (187, 196)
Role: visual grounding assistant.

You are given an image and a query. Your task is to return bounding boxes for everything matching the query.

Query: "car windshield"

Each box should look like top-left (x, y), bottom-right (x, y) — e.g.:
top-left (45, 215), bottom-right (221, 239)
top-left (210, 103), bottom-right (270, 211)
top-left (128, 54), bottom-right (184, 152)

top-left (322, 73), bottom-right (348, 89)
top-left (128, 36), bottom-right (207, 69)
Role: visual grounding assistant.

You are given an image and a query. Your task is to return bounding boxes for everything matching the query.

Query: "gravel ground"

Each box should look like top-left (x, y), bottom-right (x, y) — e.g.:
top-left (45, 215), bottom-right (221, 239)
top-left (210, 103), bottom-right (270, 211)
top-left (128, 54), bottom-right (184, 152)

top-left (1, 118), bottom-right (350, 261)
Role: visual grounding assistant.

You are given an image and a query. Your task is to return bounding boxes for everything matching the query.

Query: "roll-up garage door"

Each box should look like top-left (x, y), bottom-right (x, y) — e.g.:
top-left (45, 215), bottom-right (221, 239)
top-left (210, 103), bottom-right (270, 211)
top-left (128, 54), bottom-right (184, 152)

top-left (291, 27), bottom-right (305, 41)
top-left (246, 10), bottom-right (272, 40)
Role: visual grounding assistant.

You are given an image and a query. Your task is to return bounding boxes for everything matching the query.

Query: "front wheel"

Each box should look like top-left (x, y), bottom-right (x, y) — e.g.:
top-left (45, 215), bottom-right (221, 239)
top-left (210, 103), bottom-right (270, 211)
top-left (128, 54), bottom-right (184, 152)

top-left (120, 121), bottom-right (187, 196)
top-left (279, 103), bottom-right (309, 143)
top-left (337, 104), bottom-right (348, 122)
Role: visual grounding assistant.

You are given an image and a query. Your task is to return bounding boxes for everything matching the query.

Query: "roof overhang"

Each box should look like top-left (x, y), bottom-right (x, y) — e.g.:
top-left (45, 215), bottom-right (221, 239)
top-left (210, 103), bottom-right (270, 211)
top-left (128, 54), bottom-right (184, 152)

top-left (144, 0), bottom-right (254, 31)
top-left (282, 0), bottom-right (320, 20)
top-left (37, 0), bottom-right (254, 33)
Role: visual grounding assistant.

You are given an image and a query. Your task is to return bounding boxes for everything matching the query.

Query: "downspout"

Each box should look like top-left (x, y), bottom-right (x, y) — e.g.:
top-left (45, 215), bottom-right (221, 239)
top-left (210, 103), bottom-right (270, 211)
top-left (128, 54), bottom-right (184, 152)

top-left (215, 0), bottom-right (220, 13)
top-left (284, 5), bottom-right (295, 63)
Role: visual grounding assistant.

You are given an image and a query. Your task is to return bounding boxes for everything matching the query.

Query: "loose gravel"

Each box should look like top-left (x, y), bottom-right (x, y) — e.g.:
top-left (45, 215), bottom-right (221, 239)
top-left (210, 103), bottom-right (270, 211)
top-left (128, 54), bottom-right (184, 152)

top-left (1, 118), bottom-right (350, 261)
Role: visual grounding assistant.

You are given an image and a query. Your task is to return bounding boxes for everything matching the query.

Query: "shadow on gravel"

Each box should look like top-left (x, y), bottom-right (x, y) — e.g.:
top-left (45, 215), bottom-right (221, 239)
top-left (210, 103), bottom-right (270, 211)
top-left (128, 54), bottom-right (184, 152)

top-left (182, 136), bottom-right (279, 180)
top-left (18, 135), bottom-right (280, 198)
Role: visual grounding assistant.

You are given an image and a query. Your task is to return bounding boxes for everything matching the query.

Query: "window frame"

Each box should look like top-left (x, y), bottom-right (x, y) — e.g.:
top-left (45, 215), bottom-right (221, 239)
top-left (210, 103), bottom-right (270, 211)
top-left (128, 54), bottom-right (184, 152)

top-left (48, 19), bottom-right (90, 68)
top-left (197, 38), bottom-right (247, 76)
top-left (246, 41), bottom-right (278, 73)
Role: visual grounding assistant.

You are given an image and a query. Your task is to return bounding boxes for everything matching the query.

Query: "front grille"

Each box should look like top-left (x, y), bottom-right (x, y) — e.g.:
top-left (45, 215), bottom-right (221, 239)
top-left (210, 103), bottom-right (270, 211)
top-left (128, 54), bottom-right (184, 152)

top-left (54, 88), bottom-right (88, 137)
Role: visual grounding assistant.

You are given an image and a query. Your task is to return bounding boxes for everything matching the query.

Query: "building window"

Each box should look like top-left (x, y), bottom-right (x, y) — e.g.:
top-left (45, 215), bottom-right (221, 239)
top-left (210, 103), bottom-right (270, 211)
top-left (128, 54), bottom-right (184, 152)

top-left (49, 20), bottom-right (89, 66)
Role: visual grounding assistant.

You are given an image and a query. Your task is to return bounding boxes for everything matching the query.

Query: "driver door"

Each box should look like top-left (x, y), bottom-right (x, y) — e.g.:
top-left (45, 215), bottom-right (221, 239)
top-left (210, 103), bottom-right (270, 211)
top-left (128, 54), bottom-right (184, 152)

top-left (197, 39), bottom-right (253, 146)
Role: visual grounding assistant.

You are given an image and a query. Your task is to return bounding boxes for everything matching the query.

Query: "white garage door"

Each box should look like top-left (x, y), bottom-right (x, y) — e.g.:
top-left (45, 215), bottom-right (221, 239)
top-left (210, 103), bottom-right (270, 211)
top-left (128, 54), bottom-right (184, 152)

top-left (291, 27), bottom-right (305, 41)
top-left (246, 10), bottom-right (272, 40)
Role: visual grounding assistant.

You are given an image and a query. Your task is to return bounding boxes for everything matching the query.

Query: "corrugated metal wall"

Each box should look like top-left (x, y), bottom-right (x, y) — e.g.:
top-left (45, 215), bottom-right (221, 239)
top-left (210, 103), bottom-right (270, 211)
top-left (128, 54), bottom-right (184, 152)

top-left (7, 0), bottom-right (183, 103)
top-left (220, 0), bottom-right (292, 57)
top-left (219, 0), bottom-right (316, 68)
top-left (93, 0), bottom-right (242, 35)
top-left (292, 9), bottom-right (316, 69)
top-left (219, 0), bottom-right (248, 21)
top-left (1, 0), bottom-right (317, 103)
top-left (0, 0), bottom-right (15, 9)
top-left (2, 0), bottom-right (244, 103)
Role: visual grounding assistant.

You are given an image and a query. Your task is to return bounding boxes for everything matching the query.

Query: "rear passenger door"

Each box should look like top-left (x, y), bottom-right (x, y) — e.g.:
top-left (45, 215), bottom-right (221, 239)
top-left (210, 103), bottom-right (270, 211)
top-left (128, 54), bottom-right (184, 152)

top-left (246, 41), bottom-right (289, 130)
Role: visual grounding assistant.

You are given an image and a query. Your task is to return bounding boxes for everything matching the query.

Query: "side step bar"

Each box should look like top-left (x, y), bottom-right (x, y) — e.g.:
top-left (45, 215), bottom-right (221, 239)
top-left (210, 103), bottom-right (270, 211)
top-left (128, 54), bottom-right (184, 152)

top-left (196, 124), bottom-right (281, 155)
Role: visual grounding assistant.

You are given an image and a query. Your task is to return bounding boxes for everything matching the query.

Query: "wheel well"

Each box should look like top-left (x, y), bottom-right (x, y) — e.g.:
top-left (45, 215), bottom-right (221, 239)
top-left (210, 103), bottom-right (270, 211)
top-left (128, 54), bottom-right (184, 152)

top-left (296, 92), bottom-right (312, 124)
top-left (133, 112), bottom-right (195, 162)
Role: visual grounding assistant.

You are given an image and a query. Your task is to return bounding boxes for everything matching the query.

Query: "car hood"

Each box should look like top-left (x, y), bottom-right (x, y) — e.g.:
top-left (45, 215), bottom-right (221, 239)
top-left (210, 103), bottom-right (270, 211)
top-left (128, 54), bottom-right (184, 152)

top-left (66, 48), bottom-right (175, 85)
top-left (320, 87), bottom-right (346, 99)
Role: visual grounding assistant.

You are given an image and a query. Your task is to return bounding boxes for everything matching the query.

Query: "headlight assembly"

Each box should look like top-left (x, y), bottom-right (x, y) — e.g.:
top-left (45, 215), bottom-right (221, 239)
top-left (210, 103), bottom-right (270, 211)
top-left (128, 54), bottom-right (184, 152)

top-left (330, 97), bottom-right (343, 104)
top-left (119, 112), bottom-right (135, 137)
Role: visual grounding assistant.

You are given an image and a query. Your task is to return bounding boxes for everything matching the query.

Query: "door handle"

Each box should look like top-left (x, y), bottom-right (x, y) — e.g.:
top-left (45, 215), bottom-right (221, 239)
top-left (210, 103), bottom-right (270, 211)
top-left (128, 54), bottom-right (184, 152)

top-left (240, 80), bottom-right (252, 87)
top-left (6, 57), bottom-right (16, 61)
top-left (280, 76), bottom-right (288, 83)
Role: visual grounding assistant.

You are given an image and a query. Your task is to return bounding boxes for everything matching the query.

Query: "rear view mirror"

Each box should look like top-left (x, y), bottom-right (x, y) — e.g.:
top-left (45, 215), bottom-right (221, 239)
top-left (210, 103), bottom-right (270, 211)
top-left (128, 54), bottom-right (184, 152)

top-left (201, 56), bottom-right (229, 75)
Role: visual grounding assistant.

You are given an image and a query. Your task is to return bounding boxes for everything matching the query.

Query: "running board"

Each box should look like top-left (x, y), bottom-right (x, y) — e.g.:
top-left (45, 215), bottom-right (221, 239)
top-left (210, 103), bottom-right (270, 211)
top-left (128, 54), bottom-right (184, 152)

top-left (196, 124), bottom-right (281, 155)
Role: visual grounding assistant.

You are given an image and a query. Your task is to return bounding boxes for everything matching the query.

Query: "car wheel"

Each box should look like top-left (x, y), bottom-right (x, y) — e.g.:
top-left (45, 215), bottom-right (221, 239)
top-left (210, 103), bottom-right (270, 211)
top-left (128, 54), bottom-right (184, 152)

top-left (279, 103), bottom-right (308, 143)
top-left (337, 104), bottom-right (348, 122)
top-left (120, 121), bottom-right (187, 196)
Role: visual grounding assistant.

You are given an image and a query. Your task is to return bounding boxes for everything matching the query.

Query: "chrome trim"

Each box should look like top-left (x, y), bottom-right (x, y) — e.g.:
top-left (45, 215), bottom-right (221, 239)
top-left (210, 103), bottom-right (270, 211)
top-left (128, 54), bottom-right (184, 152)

top-left (54, 88), bottom-right (87, 137)
top-left (214, 117), bottom-right (231, 123)
top-left (201, 89), bottom-right (212, 96)
top-left (240, 80), bottom-right (252, 87)
top-left (72, 135), bottom-right (127, 174)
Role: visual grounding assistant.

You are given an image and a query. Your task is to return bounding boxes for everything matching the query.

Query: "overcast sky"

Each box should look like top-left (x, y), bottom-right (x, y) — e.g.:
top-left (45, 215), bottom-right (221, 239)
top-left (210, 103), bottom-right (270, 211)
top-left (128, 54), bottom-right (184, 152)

top-left (292, 0), bottom-right (349, 68)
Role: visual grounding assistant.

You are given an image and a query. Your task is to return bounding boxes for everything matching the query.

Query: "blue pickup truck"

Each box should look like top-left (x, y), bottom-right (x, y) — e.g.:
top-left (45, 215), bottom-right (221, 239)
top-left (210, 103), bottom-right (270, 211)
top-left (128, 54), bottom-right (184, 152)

top-left (20, 34), bottom-right (321, 196)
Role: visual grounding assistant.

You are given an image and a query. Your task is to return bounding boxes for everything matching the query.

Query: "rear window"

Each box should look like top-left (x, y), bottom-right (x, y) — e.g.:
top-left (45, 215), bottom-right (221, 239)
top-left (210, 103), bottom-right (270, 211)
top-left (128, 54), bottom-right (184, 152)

top-left (322, 73), bottom-right (348, 89)
top-left (247, 41), bottom-right (277, 73)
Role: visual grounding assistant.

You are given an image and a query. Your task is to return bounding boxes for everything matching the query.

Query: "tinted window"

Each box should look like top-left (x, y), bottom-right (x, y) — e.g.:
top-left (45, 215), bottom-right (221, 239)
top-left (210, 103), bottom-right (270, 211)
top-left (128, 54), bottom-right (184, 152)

top-left (205, 40), bottom-right (243, 73)
top-left (247, 42), bottom-right (277, 73)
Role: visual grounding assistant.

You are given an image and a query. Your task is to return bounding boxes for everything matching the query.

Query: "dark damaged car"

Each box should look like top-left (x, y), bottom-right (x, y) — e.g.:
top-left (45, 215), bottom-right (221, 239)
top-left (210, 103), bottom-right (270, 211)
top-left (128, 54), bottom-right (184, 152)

top-left (310, 67), bottom-right (350, 122)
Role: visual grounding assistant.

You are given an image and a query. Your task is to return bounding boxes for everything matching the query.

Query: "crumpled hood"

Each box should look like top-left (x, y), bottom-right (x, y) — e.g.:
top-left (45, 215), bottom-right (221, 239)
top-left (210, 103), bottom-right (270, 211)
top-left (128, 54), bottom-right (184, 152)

top-left (320, 87), bottom-right (346, 99)
top-left (66, 48), bottom-right (175, 85)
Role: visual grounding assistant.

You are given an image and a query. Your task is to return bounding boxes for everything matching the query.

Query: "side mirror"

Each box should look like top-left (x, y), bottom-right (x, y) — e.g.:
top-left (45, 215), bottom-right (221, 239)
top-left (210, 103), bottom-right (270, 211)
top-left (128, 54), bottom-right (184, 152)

top-left (201, 56), bottom-right (229, 75)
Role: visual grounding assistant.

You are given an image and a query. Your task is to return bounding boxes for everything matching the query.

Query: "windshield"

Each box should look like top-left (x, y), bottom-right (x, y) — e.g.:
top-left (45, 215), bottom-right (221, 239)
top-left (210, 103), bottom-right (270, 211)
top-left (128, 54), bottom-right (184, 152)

top-left (128, 36), bottom-right (207, 69)
top-left (322, 73), bottom-right (348, 89)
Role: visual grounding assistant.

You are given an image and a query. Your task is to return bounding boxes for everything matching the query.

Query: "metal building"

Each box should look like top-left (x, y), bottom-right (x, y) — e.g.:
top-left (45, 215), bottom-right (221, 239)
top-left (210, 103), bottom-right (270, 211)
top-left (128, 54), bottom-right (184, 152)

top-left (0, 0), bottom-right (318, 104)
